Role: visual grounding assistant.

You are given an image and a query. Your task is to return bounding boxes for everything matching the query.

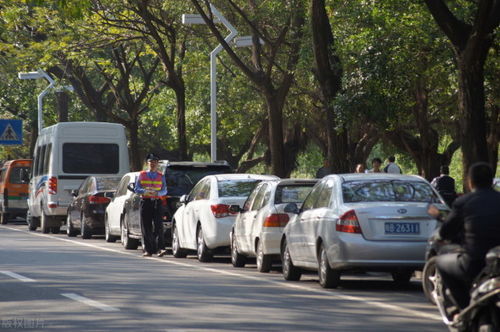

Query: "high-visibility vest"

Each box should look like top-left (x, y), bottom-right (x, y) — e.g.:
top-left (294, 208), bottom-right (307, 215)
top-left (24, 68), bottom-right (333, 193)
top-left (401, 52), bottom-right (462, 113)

top-left (138, 171), bottom-right (163, 199)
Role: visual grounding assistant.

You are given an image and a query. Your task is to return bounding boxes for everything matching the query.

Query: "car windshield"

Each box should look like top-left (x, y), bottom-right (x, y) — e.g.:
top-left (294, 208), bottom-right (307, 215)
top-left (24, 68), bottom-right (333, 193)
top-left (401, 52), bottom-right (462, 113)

top-left (96, 177), bottom-right (121, 191)
top-left (218, 180), bottom-right (260, 198)
top-left (342, 180), bottom-right (441, 203)
top-left (275, 184), bottom-right (315, 204)
top-left (165, 167), bottom-right (231, 196)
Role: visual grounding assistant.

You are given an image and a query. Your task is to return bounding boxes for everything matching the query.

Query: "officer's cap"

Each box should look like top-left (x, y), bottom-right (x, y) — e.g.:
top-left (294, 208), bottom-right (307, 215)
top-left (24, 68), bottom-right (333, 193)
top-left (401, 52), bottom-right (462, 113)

top-left (146, 153), bottom-right (160, 161)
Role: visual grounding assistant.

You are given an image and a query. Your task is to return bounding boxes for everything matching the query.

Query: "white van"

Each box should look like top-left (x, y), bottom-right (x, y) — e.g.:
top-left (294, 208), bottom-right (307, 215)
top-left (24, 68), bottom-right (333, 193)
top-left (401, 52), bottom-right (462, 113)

top-left (27, 122), bottom-right (130, 233)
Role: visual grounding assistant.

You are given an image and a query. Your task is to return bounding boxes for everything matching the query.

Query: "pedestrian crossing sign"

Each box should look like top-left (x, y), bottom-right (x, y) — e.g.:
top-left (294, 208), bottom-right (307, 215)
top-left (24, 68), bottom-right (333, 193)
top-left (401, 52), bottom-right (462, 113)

top-left (0, 120), bottom-right (23, 145)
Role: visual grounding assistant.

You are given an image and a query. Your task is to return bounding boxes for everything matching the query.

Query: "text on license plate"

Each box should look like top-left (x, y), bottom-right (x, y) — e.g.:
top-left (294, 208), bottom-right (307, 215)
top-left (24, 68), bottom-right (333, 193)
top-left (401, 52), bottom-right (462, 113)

top-left (384, 222), bottom-right (420, 234)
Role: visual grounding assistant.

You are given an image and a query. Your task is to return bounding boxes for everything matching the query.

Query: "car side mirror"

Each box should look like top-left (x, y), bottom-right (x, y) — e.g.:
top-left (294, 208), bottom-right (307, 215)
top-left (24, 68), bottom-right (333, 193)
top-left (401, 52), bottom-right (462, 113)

top-left (229, 205), bottom-right (242, 213)
top-left (179, 195), bottom-right (188, 204)
top-left (71, 189), bottom-right (79, 197)
top-left (284, 202), bottom-right (299, 214)
top-left (127, 183), bottom-right (135, 192)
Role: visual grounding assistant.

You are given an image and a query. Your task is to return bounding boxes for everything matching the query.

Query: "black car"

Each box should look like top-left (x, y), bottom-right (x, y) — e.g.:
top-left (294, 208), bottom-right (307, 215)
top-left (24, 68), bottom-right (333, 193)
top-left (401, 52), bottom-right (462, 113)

top-left (66, 176), bottom-right (121, 239)
top-left (120, 161), bottom-right (232, 249)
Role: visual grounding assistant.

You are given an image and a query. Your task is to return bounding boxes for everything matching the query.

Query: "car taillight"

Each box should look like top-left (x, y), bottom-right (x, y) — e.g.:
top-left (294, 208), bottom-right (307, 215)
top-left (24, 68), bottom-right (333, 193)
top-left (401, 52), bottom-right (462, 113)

top-left (48, 177), bottom-right (57, 195)
top-left (88, 195), bottom-right (110, 204)
top-left (210, 204), bottom-right (233, 218)
top-left (336, 210), bottom-right (362, 233)
top-left (263, 214), bottom-right (289, 227)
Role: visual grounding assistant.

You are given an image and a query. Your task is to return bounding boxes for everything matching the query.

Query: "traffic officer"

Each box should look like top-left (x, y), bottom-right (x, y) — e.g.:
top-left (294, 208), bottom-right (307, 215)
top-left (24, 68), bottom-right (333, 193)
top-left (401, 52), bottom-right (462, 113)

top-left (134, 153), bottom-right (167, 257)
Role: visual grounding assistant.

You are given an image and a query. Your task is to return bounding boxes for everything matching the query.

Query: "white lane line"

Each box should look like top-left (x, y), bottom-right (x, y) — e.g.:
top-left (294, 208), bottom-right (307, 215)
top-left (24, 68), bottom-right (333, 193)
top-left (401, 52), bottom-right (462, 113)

top-left (61, 293), bottom-right (119, 312)
top-left (2, 225), bottom-right (441, 321)
top-left (0, 270), bottom-right (36, 282)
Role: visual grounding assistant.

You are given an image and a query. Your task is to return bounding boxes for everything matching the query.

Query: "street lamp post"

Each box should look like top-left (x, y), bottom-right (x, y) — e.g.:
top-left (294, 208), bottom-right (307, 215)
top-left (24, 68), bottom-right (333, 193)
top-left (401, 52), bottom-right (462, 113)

top-left (18, 69), bottom-right (73, 134)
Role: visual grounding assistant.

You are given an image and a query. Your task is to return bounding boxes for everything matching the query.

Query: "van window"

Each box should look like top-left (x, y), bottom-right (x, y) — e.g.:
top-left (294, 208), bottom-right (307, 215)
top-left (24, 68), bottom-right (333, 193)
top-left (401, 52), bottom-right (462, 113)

top-left (43, 143), bottom-right (52, 174)
top-left (63, 143), bottom-right (119, 174)
top-left (37, 145), bottom-right (46, 177)
top-left (0, 168), bottom-right (6, 183)
top-left (10, 167), bottom-right (31, 184)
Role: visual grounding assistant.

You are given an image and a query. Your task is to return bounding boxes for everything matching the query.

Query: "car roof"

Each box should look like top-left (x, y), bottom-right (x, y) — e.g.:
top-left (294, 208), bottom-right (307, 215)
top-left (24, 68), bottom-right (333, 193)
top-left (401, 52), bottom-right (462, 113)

top-left (276, 178), bottom-right (318, 186)
top-left (331, 173), bottom-right (427, 182)
top-left (213, 173), bottom-right (279, 181)
top-left (159, 160), bottom-right (231, 168)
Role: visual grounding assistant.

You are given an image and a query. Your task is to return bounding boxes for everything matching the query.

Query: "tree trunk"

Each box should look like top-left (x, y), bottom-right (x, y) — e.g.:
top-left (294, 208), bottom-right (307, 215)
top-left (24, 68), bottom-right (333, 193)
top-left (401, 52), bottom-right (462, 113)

top-left (174, 86), bottom-right (188, 160)
top-left (265, 95), bottom-right (286, 177)
top-left (56, 91), bottom-right (69, 122)
top-left (129, 121), bottom-right (142, 171)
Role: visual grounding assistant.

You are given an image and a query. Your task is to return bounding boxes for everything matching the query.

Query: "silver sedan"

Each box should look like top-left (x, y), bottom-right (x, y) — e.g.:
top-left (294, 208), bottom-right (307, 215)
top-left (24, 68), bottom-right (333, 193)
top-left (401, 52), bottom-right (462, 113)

top-left (281, 173), bottom-right (447, 288)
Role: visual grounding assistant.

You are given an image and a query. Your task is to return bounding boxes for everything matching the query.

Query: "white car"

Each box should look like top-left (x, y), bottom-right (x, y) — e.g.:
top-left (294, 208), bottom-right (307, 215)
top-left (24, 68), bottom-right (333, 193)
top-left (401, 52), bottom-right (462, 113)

top-left (281, 173), bottom-right (447, 288)
top-left (230, 179), bottom-right (317, 272)
top-left (172, 173), bottom-right (279, 262)
top-left (104, 172), bottom-right (140, 242)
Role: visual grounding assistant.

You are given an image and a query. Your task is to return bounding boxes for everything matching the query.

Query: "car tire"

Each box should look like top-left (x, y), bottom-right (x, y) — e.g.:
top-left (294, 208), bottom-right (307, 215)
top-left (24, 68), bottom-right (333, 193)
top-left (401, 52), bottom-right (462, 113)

top-left (27, 210), bottom-right (37, 231)
top-left (80, 214), bottom-right (92, 239)
top-left (121, 217), bottom-right (138, 250)
top-left (282, 239), bottom-right (301, 281)
top-left (66, 214), bottom-right (78, 237)
top-left (172, 223), bottom-right (187, 258)
top-left (256, 239), bottom-right (271, 273)
top-left (104, 215), bottom-right (118, 243)
top-left (41, 212), bottom-right (50, 234)
top-left (392, 269), bottom-right (414, 285)
top-left (231, 232), bottom-right (246, 268)
top-left (0, 212), bottom-right (9, 225)
top-left (318, 244), bottom-right (341, 288)
top-left (197, 226), bottom-right (212, 262)
top-left (422, 256), bottom-right (438, 305)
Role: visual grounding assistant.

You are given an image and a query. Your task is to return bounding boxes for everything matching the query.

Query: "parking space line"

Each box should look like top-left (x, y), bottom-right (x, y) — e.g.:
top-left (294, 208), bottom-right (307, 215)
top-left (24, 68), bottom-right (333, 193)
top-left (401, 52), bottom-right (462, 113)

top-left (2, 225), bottom-right (441, 321)
top-left (0, 270), bottom-right (36, 282)
top-left (61, 293), bottom-right (120, 312)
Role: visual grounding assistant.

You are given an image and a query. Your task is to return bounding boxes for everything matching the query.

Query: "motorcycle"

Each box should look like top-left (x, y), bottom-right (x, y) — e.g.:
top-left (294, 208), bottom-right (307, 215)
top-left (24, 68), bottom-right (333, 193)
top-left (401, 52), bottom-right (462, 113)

top-left (427, 204), bottom-right (500, 332)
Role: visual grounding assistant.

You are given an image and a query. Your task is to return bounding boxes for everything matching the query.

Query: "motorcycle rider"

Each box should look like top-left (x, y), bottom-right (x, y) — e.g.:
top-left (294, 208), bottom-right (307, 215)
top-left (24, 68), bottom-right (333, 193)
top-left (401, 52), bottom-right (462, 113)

top-left (434, 162), bottom-right (500, 311)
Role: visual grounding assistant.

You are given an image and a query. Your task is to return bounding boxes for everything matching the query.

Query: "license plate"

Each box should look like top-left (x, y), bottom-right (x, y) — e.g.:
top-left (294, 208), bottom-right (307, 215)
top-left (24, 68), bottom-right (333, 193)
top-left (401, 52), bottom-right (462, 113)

top-left (384, 222), bottom-right (420, 234)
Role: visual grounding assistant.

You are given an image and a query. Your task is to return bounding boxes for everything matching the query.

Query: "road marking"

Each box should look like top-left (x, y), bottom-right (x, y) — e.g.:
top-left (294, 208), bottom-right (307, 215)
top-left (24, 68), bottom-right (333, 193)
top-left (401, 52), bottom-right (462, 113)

top-left (2, 225), bottom-right (441, 321)
top-left (61, 293), bottom-right (119, 312)
top-left (0, 270), bottom-right (36, 282)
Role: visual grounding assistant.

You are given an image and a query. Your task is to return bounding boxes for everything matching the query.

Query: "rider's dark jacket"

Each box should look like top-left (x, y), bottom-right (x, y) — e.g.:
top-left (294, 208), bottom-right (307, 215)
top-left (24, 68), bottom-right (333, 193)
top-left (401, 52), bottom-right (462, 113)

top-left (439, 187), bottom-right (500, 275)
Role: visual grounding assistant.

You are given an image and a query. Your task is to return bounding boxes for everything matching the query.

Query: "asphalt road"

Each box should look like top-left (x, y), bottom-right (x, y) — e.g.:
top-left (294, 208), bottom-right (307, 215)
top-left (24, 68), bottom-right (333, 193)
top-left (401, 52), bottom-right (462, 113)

top-left (0, 221), bottom-right (445, 331)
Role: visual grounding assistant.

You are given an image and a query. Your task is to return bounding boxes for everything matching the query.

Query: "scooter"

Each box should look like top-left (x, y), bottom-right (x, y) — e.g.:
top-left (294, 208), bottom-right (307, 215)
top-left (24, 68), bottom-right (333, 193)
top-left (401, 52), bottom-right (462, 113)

top-left (430, 244), bottom-right (500, 331)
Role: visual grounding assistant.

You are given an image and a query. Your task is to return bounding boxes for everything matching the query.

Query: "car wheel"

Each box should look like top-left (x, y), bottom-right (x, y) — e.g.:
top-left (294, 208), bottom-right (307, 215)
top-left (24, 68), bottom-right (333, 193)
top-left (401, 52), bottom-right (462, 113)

top-left (392, 269), bottom-right (414, 285)
top-left (80, 214), bottom-right (92, 239)
top-left (282, 239), bottom-right (301, 281)
top-left (197, 226), bottom-right (212, 262)
top-left (121, 217), bottom-right (138, 250)
top-left (318, 244), bottom-right (341, 288)
top-left (256, 239), bottom-right (271, 273)
top-left (66, 214), bottom-right (78, 237)
top-left (104, 215), bottom-right (118, 243)
top-left (172, 223), bottom-right (187, 258)
top-left (0, 212), bottom-right (9, 225)
top-left (231, 232), bottom-right (246, 268)
top-left (27, 210), bottom-right (37, 231)
top-left (422, 256), bottom-right (438, 305)
top-left (41, 212), bottom-right (50, 234)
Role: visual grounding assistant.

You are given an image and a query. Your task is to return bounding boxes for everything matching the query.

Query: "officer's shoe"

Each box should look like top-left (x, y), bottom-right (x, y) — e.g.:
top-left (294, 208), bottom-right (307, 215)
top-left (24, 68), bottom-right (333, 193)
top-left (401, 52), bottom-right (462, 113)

top-left (143, 252), bottom-right (152, 257)
top-left (157, 250), bottom-right (167, 257)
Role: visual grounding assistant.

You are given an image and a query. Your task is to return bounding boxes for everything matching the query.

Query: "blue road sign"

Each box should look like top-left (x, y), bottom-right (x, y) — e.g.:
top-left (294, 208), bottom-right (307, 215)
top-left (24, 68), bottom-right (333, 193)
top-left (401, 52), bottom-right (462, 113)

top-left (0, 120), bottom-right (23, 145)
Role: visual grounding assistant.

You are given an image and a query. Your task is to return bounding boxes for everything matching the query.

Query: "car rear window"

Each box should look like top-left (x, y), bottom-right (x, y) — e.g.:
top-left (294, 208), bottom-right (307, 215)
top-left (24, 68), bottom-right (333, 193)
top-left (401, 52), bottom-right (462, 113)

top-left (275, 184), bottom-right (315, 204)
top-left (96, 177), bottom-right (121, 191)
top-left (9, 166), bottom-right (30, 184)
top-left (63, 143), bottom-right (119, 174)
top-left (342, 180), bottom-right (441, 203)
top-left (165, 166), bottom-right (231, 196)
top-left (218, 180), bottom-right (260, 198)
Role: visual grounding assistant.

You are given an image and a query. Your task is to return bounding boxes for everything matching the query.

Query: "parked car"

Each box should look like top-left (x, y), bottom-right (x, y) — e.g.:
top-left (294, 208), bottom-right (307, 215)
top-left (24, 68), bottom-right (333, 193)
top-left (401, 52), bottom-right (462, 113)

top-left (103, 172), bottom-right (140, 243)
top-left (230, 179), bottom-right (317, 272)
top-left (0, 159), bottom-right (31, 224)
top-left (172, 173), bottom-right (279, 262)
top-left (280, 173), bottom-right (447, 288)
top-left (66, 176), bottom-right (121, 238)
top-left (119, 161), bottom-right (233, 250)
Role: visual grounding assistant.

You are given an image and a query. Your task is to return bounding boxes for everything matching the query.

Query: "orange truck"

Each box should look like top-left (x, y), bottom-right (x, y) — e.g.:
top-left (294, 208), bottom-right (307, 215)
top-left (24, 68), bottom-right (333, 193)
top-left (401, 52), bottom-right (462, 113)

top-left (0, 159), bottom-right (32, 224)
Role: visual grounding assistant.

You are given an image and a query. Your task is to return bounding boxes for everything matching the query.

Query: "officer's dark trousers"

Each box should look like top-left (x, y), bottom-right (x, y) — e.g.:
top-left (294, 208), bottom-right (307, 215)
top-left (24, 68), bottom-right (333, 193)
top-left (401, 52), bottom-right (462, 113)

top-left (140, 199), bottom-right (164, 255)
top-left (436, 253), bottom-right (478, 309)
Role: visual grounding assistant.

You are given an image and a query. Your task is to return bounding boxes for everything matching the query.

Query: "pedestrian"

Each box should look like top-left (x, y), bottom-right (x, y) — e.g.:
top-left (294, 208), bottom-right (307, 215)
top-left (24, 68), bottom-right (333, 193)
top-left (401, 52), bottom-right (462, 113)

top-left (355, 163), bottom-right (366, 173)
top-left (316, 159), bottom-right (332, 178)
top-left (134, 153), bottom-right (168, 257)
top-left (383, 156), bottom-right (402, 174)
top-left (367, 158), bottom-right (383, 173)
top-left (431, 165), bottom-right (457, 207)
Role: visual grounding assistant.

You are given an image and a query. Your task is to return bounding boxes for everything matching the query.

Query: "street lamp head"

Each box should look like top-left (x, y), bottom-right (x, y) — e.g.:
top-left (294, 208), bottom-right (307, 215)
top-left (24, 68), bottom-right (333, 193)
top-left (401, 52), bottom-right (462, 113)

top-left (18, 71), bottom-right (44, 80)
top-left (234, 36), bottom-right (265, 48)
top-left (182, 14), bottom-right (220, 25)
